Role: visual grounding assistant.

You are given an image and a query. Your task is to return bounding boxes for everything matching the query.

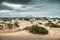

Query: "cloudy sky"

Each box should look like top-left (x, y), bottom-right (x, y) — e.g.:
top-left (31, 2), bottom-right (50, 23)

top-left (0, 0), bottom-right (60, 17)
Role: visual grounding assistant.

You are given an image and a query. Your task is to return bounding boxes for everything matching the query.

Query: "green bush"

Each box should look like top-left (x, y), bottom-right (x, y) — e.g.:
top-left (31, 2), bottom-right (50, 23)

top-left (45, 21), bottom-right (53, 26)
top-left (25, 25), bottom-right (49, 34)
top-left (45, 22), bottom-right (52, 26)
top-left (49, 23), bottom-right (60, 28)
top-left (45, 22), bottom-right (60, 28)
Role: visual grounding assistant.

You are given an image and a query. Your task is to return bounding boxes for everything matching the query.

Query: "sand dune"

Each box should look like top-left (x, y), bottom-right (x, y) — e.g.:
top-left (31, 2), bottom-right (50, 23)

top-left (0, 28), bottom-right (60, 40)
top-left (0, 18), bottom-right (60, 40)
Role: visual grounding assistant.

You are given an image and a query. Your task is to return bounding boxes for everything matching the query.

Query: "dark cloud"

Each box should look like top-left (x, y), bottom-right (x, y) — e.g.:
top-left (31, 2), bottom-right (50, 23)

top-left (0, 0), bottom-right (31, 4)
top-left (51, 0), bottom-right (60, 2)
top-left (32, 0), bottom-right (60, 3)
top-left (48, 0), bottom-right (60, 3)
top-left (0, 4), bottom-right (13, 10)
top-left (0, 0), bottom-right (60, 4)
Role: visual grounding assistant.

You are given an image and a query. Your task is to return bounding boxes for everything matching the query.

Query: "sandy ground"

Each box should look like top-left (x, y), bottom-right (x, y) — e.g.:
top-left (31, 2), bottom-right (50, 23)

top-left (0, 19), bottom-right (60, 40)
top-left (0, 28), bottom-right (60, 40)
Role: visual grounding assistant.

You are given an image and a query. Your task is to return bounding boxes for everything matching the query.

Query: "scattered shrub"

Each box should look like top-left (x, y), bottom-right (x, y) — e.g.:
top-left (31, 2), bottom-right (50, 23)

top-left (23, 27), bottom-right (29, 30)
top-left (57, 21), bottom-right (60, 23)
top-left (14, 21), bottom-right (19, 27)
top-left (24, 25), bottom-right (49, 34)
top-left (49, 23), bottom-right (60, 28)
top-left (53, 19), bottom-right (56, 21)
top-left (30, 20), bottom-right (34, 24)
top-left (6, 23), bottom-right (13, 30)
top-left (24, 18), bottom-right (30, 21)
top-left (35, 18), bottom-right (41, 20)
top-left (45, 22), bottom-right (52, 26)
top-left (43, 17), bottom-right (48, 20)
top-left (45, 22), bottom-right (60, 28)
top-left (2, 18), bottom-right (11, 21)
top-left (0, 25), bottom-right (3, 30)
top-left (39, 22), bottom-right (42, 25)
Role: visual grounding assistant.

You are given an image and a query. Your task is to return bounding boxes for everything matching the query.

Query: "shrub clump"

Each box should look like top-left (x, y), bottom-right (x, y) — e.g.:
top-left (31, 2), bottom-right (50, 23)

top-left (24, 25), bottom-right (49, 34)
top-left (45, 22), bottom-right (60, 28)
top-left (6, 23), bottom-right (13, 30)
top-left (24, 18), bottom-right (30, 21)
top-left (0, 25), bottom-right (3, 30)
top-left (14, 21), bottom-right (19, 27)
top-left (49, 23), bottom-right (60, 28)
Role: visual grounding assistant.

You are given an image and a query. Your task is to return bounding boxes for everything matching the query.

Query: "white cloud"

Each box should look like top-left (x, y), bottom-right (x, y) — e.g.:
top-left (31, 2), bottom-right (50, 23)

top-left (2, 2), bottom-right (25, 10)
top-left (0, 10), bottom-right (14, 13)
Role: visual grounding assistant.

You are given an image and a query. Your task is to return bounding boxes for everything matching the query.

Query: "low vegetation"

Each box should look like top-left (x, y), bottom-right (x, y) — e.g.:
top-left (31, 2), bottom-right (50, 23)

top-left (49, 23), bottom-right (60, 28)
top-left (24, 25), bottom-right (49, 34)
top-left (39, 22), bottom-right (42, 25)
top-left (45, 22), bottom-right (60, 28)
top-left (0, 17), bottom-right (60, 33)
top-left (14, 21), bottom-right (19, 27)
top-left (6, 23), bottom-right (13, 30)
top-left (24, 18), bottom-right (30, 21)
top-left (0, 25), bottom-right (3, 30)
top-left (57, 21), bottom-right (60, 23)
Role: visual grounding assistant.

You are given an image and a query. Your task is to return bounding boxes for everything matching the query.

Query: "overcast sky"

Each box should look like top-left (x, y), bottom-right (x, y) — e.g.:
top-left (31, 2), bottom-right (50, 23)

top-left (0, 0), bottom-right (60, 17)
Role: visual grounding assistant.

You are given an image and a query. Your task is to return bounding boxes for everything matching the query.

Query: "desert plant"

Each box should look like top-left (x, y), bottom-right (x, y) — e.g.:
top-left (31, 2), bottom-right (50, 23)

top-left (24, 25), bottom-right (49, 34)
top-left (53, 19), bottom-right (56, 21)
top-left (48, 20), bottom-right (52, 23)
top-left (57, 21), bottom-right (60, 23)
top-left (35, 18), bottom-right (41, 20)
top-left (43, 17), bottom-right (48, 20)
top-left (49, 23), bottom-right (60, 28)
top-left (24, 18), bottom-right (30, 21)
top-left (30, 20), bottom-right (34, 24)
top-left (2, 18), bottom-right (11, 21)
top-left (14, 21), bottom-right (19, 27)
top-left (0, 25), bottom-right (3, 30)
top-left (6, 23), bottom-right (13, 30)
top-left (39, 22), bottom-right (42, 25)
top-left (45, 21), bottom-right (52, 26)
top-left (45, 22), bottom-right (60, 28)
top-left (23, 27), bottom-right (29, 30)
